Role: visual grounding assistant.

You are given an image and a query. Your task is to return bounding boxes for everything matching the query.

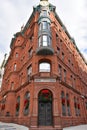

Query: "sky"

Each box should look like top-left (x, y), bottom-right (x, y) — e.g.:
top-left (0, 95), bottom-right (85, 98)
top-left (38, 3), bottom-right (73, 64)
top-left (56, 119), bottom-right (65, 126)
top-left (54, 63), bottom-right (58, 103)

top-left (0, 0), bottom-right (87, 65)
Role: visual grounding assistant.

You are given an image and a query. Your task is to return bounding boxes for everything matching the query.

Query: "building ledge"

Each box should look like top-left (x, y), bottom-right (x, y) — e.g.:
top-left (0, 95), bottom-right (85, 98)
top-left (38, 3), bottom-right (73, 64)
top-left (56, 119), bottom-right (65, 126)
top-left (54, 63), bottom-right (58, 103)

top-left (36, 46), bottom-right (54, 55)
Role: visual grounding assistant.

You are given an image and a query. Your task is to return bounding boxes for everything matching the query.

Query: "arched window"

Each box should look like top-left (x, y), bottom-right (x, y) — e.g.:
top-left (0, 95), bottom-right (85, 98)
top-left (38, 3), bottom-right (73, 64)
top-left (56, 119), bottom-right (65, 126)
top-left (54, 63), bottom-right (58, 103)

top-left (1, 100), bottom-right (5, 112)
top-left (14, 63), bottom-right (17, 71)
top-left (61, 91), bottom-right (66, 116)
top-left (74, 97), bottom-right (81, 116)
top-left (74, 97), bottom-right (78, 116)
top-left (27, 65), bottom-right (32, 81)
top-left (66, 93), bottom-right (71, 116)
top-left (15, 52), bottom-right (18, 58)
top-left (24, 92), bottom-right (30, 115)
top-left (39, 62), bottom-right (51, 72)
top-left (11, 82), bottom-right (14, 90)
top-left (77, 98), bottom-right (80, 116)
top-left (15, 96), bottom-right (20, 116)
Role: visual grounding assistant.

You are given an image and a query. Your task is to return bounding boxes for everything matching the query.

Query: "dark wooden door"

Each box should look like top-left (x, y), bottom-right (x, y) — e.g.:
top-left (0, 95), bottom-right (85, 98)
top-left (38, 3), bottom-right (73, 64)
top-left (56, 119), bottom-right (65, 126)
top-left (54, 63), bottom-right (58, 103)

top-left (38, 102), bottom-right (52, 126)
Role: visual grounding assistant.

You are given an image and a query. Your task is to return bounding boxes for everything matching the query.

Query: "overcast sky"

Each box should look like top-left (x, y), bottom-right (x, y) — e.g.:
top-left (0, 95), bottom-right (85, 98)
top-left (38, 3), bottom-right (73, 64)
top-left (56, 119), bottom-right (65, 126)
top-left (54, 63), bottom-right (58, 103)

top-left (0, 0), bottom-right (87, 65)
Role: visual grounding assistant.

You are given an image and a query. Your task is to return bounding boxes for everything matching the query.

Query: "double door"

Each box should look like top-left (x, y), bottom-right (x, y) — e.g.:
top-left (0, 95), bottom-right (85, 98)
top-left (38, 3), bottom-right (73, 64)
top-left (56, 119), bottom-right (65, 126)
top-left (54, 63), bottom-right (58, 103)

top-left (38, 102), bottom-right (53, 126)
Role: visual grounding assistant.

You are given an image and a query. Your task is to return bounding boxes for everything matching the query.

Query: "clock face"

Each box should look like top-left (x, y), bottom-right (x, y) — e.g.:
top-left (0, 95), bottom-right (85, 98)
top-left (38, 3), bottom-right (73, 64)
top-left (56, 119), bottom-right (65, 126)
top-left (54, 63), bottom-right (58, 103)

top-left (40, 1), bottom-right (49, 6)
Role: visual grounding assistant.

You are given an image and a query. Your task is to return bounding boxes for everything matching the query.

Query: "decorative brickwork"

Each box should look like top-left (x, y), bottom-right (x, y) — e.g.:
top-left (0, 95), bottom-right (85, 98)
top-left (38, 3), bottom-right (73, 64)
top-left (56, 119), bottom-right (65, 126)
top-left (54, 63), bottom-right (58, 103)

top-left (0, 0), bottom-right (87, 130)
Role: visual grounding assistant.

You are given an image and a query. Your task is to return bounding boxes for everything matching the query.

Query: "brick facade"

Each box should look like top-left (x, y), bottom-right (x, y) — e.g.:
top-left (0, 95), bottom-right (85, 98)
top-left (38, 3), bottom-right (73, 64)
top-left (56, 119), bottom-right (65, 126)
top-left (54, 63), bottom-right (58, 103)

top-left (0, 1), bottom-right (87, 130)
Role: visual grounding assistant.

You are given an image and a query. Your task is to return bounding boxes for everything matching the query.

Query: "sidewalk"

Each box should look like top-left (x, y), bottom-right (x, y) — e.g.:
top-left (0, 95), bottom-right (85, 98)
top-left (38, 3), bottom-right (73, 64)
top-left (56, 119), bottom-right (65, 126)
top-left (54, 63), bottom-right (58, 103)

top-left (63, 124), bottom-right (87, 130)
top-left (0, 122), bottom-right (28, 130)
top-left (0, 122), bottom-right (87, 130)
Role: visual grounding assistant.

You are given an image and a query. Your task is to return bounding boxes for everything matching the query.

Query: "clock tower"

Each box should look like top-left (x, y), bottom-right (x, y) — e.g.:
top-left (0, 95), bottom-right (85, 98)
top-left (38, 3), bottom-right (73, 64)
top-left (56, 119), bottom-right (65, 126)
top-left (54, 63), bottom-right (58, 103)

top-left (40, 0), bottom-right (49, 6)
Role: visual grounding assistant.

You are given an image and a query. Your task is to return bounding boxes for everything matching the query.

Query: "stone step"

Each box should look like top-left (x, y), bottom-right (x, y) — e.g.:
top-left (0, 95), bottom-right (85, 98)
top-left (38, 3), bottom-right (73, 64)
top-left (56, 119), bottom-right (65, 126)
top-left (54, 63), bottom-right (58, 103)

top-left (29, 128), bottom-right (62, 130)
top-left (29, 126), bottom-right (62, 130)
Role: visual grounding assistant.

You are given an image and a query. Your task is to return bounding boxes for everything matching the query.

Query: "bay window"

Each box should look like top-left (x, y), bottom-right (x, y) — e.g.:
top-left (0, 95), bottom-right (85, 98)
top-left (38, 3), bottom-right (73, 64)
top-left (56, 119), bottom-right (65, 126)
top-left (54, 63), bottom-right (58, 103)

top-left (38, 35), bottom-right (51, 47)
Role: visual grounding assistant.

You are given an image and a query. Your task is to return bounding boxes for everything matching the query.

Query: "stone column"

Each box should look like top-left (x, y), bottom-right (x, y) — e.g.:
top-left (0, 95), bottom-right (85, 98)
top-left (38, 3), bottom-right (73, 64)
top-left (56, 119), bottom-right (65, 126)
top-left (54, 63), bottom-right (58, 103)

top-left (30, 97), bottom-right (38, 128)
top-left (53, 97), bottom-right (62, 129)
top-left (6, 92), bottom-right (16, 117)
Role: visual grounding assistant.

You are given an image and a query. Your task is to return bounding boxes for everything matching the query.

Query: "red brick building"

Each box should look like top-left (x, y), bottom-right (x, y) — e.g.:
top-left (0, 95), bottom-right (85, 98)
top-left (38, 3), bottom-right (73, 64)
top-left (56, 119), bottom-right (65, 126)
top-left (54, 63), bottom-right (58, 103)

top-left (0, 0), bottom-right (87, 130)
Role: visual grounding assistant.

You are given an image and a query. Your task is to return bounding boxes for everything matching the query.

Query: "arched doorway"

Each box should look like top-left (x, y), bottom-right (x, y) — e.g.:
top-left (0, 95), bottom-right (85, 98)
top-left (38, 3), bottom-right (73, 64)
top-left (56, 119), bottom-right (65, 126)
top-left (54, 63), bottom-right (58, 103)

top-left (38, 89), bottom-right (53, 126)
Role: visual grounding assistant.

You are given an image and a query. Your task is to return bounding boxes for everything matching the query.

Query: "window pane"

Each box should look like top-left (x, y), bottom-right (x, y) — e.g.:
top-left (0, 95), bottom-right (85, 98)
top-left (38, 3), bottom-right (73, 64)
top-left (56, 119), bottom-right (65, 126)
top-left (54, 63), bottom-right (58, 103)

top-left (58, 65), bottom-right (62, 79)
top-left (48, 36), bottom-right (51, 46)
top-left (48, 23), bottom-right (50, 30)
top-left (29, 48), bottom-right (33, 57)
top-left (42, 10), bottom-right (47, 16)
top-left (39, 23), bottom-right (42, 30)
top-left (43, 21), bottom-right (47, 30)
top-left (43, 35), bottom-right (48, 46)
top-left (24, 92), bottom-right (30, 115)
top-left (39, 37), bottom-right (42, 47)
top-left (16, 53), bottom-right (18, 58)
top-left (14, 64), bottom-right (17, 71)
top-left (39, 62), bottom-right (50, 72)
top-left (27, 66), bottom-right (32, 75)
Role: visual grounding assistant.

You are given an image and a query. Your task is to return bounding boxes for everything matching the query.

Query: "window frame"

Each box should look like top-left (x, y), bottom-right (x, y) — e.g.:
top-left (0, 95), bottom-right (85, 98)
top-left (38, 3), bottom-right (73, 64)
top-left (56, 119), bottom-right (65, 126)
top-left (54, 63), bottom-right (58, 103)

top-left (61, 91), bottom-right (66, 116)
top-left (39, 62), bottom-right (51, 72)
top-left (24, 91), bottom-right (30, 116)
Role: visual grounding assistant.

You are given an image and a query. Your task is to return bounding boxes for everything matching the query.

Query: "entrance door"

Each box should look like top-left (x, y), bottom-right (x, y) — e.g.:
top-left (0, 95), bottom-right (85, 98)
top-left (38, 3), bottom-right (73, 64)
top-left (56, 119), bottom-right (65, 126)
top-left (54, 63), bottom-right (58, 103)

top-left (38, 89), bottom-right (53, 126)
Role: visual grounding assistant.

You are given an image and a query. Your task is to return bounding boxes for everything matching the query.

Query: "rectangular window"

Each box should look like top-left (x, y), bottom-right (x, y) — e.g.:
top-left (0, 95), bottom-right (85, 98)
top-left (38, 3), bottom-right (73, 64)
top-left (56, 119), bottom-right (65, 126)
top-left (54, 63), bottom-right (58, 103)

top-left (41, 10), bottom-right (47, 16)
top-left (70, 75), bottom-right (73, 87)
top-left (42, 21), bottom-right (48, 30)
top-left (27, 66), bottom-right (32, 76)
top-left (62, 52), bottom-right (64, 60)
top-left (48, 36), bottom-right (51, 46)
top-left (56, 34), bottom-right (58, 40)
top-left (28, 48), bottom-right (33, 57)
top-left (42, 35), bottom-right (48, 46)
top-left (39, 62), bottom-right (50, 72)
top-left (14, 64), bottom-right (17, 71)
top-left (39, 23), bottom-right (42, 31)
top-left (57, 47), bottom-right (60, 55)
top-left (68, 59), bottom-right (70, 66)
top-left (48, 23), bottom-right (50, 30)
top-left (15, 53), bottom-right (18, 58)
top-left (11, 82), bottom-right (14, 90)
top-left (27, 65), bottom-right (32, 81)
top-left (62, 105), bottom-right (66, 116)
top-left (58, 65), bottom-right (62, 79)
top-left (86, 102), bottom-right (87, 110)
top-left (64, 69), bottom-right (66, 82)
top-left (29, 35), bottom-right (34, 42)
top-left (67, 105), bottom-right (71, 116)
top-left (39, 36), bottom-right (42, 47)
top-left (73, 78), bottom-right (76, 88)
